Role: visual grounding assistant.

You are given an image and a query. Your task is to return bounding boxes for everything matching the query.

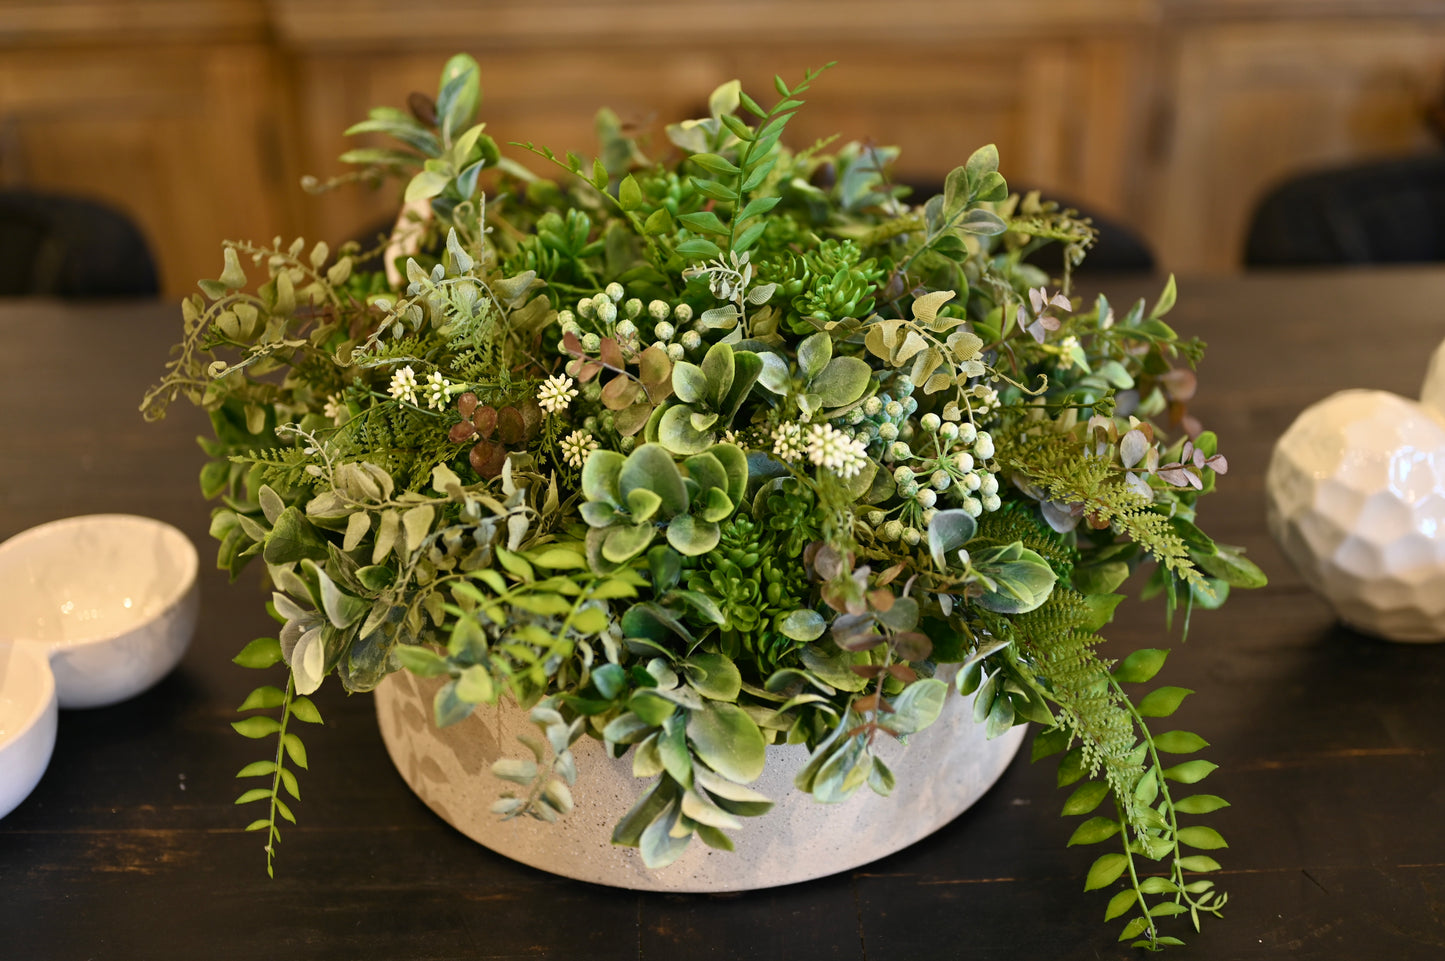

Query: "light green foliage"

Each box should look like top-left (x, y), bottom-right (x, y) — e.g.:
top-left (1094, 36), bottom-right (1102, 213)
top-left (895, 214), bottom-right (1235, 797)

top-left (141, 53), bottom-right (1261, 948)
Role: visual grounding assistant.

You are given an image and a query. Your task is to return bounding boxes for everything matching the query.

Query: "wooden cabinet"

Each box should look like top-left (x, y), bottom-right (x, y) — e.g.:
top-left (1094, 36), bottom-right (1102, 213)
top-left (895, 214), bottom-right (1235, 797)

top-left (1148, 5), bottom-right (1445, 271)
top-left (2, 0), bottom-right (1443, 294)
top-left (0, 2), bottom-right (295, 296)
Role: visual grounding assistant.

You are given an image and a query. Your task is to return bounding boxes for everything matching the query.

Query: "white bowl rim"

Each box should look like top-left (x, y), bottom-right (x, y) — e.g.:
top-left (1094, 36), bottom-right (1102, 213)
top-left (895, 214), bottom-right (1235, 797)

top-left (0, 514), bottom-right (199, 648)
top-left (0, 640), bottom-right (57, 749)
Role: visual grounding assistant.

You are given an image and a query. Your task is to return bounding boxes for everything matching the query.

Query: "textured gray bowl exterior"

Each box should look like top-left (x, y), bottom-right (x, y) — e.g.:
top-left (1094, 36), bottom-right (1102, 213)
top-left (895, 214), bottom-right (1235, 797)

top-left (376, 669), bottom-right (1026, 892)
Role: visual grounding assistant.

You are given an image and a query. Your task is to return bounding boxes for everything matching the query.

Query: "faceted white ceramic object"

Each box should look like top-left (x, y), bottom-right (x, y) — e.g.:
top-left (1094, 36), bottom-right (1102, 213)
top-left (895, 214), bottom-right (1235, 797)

top-left (0, 515), bottom-right (200, 707)
top-left (1266, 389), bottom-right (1445, 642)
top-left (376, 668), bottom-right (1025, 891)
top-left (0, 641), bottom-right (58, 820)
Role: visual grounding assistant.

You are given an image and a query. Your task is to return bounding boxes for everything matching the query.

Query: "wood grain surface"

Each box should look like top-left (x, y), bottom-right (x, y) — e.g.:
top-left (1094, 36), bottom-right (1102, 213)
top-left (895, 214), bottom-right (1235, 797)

top-left (1, 270), bottom-right (1443, 959)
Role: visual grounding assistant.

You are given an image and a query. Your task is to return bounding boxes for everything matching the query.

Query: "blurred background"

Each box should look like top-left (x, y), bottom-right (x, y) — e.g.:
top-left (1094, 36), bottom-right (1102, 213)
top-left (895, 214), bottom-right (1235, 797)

top-left (3, 0), bottom-right (1445, 298)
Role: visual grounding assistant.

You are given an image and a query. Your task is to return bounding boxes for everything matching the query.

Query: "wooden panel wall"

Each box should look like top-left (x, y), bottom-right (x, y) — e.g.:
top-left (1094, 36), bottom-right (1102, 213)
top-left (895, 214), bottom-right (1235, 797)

top-left (2, 0), bottom-right (1443, 295)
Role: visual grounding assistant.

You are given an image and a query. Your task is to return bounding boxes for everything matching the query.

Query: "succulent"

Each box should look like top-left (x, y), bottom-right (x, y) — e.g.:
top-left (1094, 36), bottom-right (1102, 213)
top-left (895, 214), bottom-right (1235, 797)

top-left (580, 441), bottom-right (747, 567)
top-left (652, 341), bottom-right (762, 455)
top-left (757, 330), bottom-right (873, 421)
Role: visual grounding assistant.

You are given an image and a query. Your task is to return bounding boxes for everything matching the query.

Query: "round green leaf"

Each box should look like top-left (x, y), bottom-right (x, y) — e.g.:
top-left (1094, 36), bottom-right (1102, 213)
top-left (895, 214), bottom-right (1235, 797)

top-left (687, 701), bottom-right (765, 783)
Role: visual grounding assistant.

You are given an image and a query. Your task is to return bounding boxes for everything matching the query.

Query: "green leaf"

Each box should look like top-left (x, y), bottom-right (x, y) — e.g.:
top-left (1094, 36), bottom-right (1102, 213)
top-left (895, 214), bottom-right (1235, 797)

top-left (676, 238), bottom-right (723, 260)
top-left (811, 356), bottom-right (872, 408)
top-left (688, 701), bottom-right (765, 783)
top-left (1175, 794), bottom-right (1230, 815)
top-left (1138, 686), bottom-right (1193, 718)
top-left (678, 211), bottom-right (729, 236)
top-left (263, 508), bottom-right (329, 565)
top-left (1113, 648), bottom-right (1168, 684)
top-left (405, 170), bottom-right (450, 203)
top-left (683, 653), bottom-right (742, 702)
top-left (236, 760), bottom-right (277, 778)
top-left (1176, 826), bottom-right (1228, 850)
top-left (289, 696), bottom-right (323, 724)
top-left (1193, 544), bottom-right (1268, 589)
top-left (1068, 816), bottom-right (1122, 847)
top-left (1084, 852), bottom-right (1129, 891)
top-left (618, 174), bottom-right (642, 210)
top-left (1154, 730), bottom-right (1209, 754)
top-left (235, 788), bottom-right (271, 806)
top-left (1062, 780), bottom-right (1110, 817)
top-left (1118, 917), bottom-right (1150, 942)
top-left (235, 636), bottom-right (282, 674)
top-left (282, 733), bottom-right (308, 769)
top-left (237, 686), bottom-right (285, 712)
top-left (1032, 727), bottom-right (1070, 762)
top-left (1149, 274), bottom-right (1177, 321)
top-left (885, 678), bottom-right (947, 736)
top-left (231, 716), bottom-right (281, 739)
top-left (1178, 855), bottom-right (1223, 872)
top-left (690, 152), bottom-right (741, 176)
top-left (775, 609), bottom-right (825, 642)
top-left (1105, 888), bottom-right (1138, 922)
top-left (1163, 760), bottom-right (1218, 784)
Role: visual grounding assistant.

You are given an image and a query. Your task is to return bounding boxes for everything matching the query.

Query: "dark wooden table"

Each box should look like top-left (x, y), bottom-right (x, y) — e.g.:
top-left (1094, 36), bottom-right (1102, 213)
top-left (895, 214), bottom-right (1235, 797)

top-left (2, 270), bottom-right (1443, 960)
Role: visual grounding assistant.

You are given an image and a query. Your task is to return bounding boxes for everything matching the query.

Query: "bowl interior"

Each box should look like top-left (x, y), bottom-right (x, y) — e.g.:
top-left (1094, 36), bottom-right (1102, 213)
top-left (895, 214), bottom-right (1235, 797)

top-left (0, 642), bottom-right (55, 745)
top-left (0, 515), bottom-right (197, 647)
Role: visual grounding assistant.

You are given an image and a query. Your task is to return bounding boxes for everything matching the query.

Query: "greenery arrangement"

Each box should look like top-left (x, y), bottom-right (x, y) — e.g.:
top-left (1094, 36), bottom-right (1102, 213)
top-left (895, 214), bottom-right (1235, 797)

top-left (143, 55), bottom-right (1265, 950)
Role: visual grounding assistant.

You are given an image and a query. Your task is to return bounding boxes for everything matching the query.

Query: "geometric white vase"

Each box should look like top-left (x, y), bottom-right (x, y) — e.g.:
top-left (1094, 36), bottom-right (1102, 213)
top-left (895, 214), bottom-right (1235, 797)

top-left (1265, 373), bottom-right (1445, 643)
top-left (375, 668), bottom-right (1025, 891)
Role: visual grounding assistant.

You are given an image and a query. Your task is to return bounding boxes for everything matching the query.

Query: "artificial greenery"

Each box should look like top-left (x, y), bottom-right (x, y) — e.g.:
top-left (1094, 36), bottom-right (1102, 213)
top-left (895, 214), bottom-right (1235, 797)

top-left (143, 54), bottom-right (1266, 949)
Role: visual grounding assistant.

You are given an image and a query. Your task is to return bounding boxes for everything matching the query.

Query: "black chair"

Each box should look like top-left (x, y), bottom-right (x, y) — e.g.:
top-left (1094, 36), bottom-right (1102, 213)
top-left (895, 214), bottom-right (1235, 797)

top-left (0, 191), bottom-right (160, 297)
top-left (1244, 155), bottom-right (1445, 267)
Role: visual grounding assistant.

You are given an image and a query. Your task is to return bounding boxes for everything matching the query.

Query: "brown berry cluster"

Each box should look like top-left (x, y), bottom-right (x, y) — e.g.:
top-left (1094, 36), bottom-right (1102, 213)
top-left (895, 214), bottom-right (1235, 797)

top-left (448, 392), bottom-right (542, 478)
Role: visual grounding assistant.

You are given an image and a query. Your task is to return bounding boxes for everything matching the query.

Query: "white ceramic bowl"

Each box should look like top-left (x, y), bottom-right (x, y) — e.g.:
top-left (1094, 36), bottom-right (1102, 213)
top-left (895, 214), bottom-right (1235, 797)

top-left (0, 641), bottom-right (58, 819)
top-left (0, 515), bottom-right (199, 708)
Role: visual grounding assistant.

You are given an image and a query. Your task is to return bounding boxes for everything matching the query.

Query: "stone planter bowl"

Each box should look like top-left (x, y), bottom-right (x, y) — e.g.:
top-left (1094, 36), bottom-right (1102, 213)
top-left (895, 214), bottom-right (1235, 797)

top-left (376, 668), bottom-right (1025, 891)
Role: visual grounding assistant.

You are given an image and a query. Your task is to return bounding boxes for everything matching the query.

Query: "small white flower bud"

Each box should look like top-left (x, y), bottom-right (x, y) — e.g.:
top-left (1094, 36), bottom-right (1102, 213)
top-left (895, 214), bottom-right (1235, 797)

top-left (982, 494), bottom-right (1002, 512)
top-left (922, 508), bottom-right (938, 525)
top-left (673, 303), bottom-right (694, 323)
top-left (557, 309), bottom-right (575, 326)
top-left (577, 298), bottom-right (596, 320)
top-left (975, 431), bottom-right (995, 459)
top-left (624, 298), bottom-right (643, 319)
top-left (890, 441), bottom-right (911, 460)
top-left (893, 465), bottom-right (914, 484)
top-left (958, 422), bottom-right (978, 445)
top-left (903, 527), bottom-right (922, 546)
top-left (954, 452), bottom-right (975, 473)
top-left (881, 520), bottom-right (904, 541)
top-left (605, 282), bottom-right (624, 303)
top-left (981, 473), bottom-right (999, 496)
top-left (863, 396), bottom-right (883, 417)
top-left (654, 321), bottom-right (676, 341)
top-left (649, 299), bottom-right (670, 321)
top-left (582, 332), bottom-right (601, 352)
top-left (962, 496), bottom-right (983, 517)
top-left (916, 489), bottom-right (937, 508)
top-left (878, 422), bottom-right (899, 442)
top-left (963, 472), bottom-right (982, 492)
top-left (866, 510), bottom-right (886, 527)
top-left (920, 413), bottom-right (941, 432)
top-left (931, 470), bottom-right (951, 491)
top-left (884, 401), bottom-right (904, 419)
top-left (595, 299), bottom-right (617, 325)
top-left (939, 421), bottom-right (959, 441)
top-left (680, 330), bottom-right (702, 350)
top-left (615, 319), bottom-right (638, 339)
top-left (667, 343), bottom-right (685, 361)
